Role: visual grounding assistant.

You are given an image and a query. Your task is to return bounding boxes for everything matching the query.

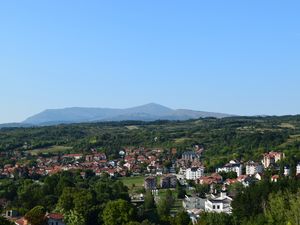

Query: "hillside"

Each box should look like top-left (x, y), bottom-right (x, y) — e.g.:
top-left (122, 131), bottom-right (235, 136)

top-left (1, 115), bottom-right (300, 170)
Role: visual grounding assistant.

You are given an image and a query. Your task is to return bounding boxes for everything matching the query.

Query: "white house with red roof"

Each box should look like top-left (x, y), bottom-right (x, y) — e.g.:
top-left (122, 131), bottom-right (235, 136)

top-left (46, 213), bottom-right (65, 225)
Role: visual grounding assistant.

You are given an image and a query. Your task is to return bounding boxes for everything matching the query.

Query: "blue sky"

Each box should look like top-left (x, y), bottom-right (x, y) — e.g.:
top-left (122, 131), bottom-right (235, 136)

top-left (0, 1), bottom-right (300, 123)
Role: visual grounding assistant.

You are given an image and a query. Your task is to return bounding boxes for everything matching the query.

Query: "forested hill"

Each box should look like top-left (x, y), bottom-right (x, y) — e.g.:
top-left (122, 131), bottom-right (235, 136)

top-left (1, 115), bottom-right (300, 169)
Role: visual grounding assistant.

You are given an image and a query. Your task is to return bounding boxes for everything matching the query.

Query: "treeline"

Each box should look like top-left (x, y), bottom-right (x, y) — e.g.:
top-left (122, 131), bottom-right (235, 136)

top-left (2, 172), bottom-right (300, 224)
top-left (0, 171), bottom-right (192, 225)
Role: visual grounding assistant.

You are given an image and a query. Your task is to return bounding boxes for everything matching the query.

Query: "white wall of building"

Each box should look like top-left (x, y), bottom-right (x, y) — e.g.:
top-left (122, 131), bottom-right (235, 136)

top-left (186, 167), bottom-right (204, 180)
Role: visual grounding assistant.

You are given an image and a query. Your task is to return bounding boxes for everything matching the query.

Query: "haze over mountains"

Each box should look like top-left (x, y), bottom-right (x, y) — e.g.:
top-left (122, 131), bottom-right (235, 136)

top-left (14, 103), bottom-right (233, 126)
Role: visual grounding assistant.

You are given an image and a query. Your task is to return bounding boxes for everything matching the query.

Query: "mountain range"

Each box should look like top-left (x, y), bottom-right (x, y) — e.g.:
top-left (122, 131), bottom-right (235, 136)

top-left (1, 103), bottom-right (234, 128)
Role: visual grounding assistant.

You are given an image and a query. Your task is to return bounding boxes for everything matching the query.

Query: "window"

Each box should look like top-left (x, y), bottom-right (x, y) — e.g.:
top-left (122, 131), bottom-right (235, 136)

top-left (213, 205), bottom-right (215, 209)
top-left (217, 205), bottom-right (220, 209)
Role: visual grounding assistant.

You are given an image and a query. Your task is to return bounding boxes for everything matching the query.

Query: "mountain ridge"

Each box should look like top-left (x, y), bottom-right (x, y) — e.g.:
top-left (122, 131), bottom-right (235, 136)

top-left (22, 103), bottom-right (233, 125)
top-left (16, 103), bottom-right (235, 126)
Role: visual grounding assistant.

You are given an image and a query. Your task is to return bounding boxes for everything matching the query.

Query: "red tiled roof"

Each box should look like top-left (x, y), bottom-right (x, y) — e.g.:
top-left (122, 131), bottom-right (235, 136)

top-left (15, 218), bottom-right (26, 225)
top-left (47, 213), bottom-right (64, 220)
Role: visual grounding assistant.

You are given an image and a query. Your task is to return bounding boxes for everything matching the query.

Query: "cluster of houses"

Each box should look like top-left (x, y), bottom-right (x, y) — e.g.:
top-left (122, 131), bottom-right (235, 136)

top-left (0, 147), bottom-right (174, 179)
top-left (183, 192), bottom-right (233, 223)
top-left (141, 150), bottom-right (300, 223)
top-left (1, 146), bottom-right (300, 224)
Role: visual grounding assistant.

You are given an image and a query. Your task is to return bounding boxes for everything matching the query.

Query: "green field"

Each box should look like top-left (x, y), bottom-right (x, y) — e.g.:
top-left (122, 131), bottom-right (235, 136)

top-left (27, 145), bottom-right (73, 155)
top-left (120, 176), bottom-right (145, 193)
top-left (126, 125), bottom-right (139, 130)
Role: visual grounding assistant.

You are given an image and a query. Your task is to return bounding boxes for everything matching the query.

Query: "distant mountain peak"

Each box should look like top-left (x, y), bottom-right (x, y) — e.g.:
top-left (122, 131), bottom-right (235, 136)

top-left (21, 103), bottom-right (234, 125)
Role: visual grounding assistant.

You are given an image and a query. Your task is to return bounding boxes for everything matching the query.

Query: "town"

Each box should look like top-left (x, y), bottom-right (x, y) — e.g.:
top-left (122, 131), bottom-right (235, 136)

top-left (1, 143), bottom-right (299, 225)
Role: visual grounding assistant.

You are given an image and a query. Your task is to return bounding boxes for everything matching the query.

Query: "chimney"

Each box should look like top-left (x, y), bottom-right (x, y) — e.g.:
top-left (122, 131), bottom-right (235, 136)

top-left (220, 191), bottom-right (227, 198)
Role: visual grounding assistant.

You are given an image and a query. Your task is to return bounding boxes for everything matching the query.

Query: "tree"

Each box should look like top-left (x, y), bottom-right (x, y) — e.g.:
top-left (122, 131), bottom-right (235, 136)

top-left (218, 171), bottom-right (237, 180)
top-left (56, 187), bottom-right (75, 212)
top-left (0, 216), bottom-right (14, 225)
top-left (17, 180), bottom-right (44, 211)
top-left (195, 184), bottom-right (209, 198)
top-left (125, 222), bottom-right (141, 225)
top-left (64, 210), bottom-right (85, 225)
top-left (24, 206), bottom-right (46, 225)
top-left (265, 191), bottom-right (288, 225)
top-left (144, 191), bottom-right (155, 211)
top-left (265, 189), bottom-right (300, 225)
top-left (140, 220), bottom-right (155, 225)
top-left (286, 191), bottom-right (300, 225)
top-left (176, 183), bottom-right (187, 199)
top-left (102, 199), bottom-right (135, 225)
top-left (56, 187), bottom-right (95, 224)
top-left (142, 191), bottom-right (158, 224)
top-left (157, 190), bottom-right (174, 222)
top-left (171, 211), bottom-right (191, 225)
top-left (197, 212), bottom-right (233, 225)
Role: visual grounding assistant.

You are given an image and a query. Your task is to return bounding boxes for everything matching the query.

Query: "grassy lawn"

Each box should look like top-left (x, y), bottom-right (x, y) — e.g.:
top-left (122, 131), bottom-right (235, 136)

top-left (27, 145), bottom-right (72, 155)
top-left (120, 176), bottom-right (145, 194)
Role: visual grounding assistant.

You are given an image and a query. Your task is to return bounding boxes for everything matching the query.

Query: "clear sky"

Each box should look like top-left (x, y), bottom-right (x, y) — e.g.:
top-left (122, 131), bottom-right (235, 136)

top-left (0, 1), bottom-right (300, 123)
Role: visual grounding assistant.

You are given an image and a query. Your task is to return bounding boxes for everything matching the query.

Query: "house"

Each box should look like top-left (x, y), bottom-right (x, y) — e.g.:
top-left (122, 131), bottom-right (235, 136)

top-left (205, 192), bottom-right (232, 214)
top-left (183, 196), bottom-right (206, 211)
top-left (156, 168), bottom-right (163, 176)
top-left (46, 213), bottom-right (65, 225)
top-left (15, 218), bottom-right (27, 225)
top-left (224, 178), bottom-right (238, 186)
top-left (262, 152), bottom-right (284, 168)
top-left (186, 167), bottom-right (204, 180)
top-left (237, 175), bottom-right (253, 187)
top-left (245, 161), bottom-right (263, 175)
top-left (93, 153), bottom-right (107, 161)
top-left (217, 160), bottom-right (243, 177)
top-left (182, 151), bottom-right (199, 161)
top-left (144, 176), bottom-right (157, 190)
top-left (284, 166), bottom-right (290, 177)
top-left (85, 155), bottom-right (93, 162)
top-left (254, 173), bottom-right (263, 181)
top-left (5, 209), bottom-right (19, 218)
top-left (271, 175), bottom-right (279, 182)
top-left (296, 163), bottom-right (300, 175)
top-left (197, 173), bottom-right (223, 185)
top-left (62, 154), bottom-right (83, 160)
top-left (160, 174), bottom-right (177, 188)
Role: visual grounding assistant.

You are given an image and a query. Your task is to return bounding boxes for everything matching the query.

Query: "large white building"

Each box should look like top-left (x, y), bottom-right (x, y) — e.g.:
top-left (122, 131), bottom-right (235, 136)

top-left (245, 161), bottom-right (263, 175)
top-left (205, 192), bottom-right (233, 214)
top-left (186, 167), bottom-right (205, 180)
top-left (217, 160), bottom-right (243, 177)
